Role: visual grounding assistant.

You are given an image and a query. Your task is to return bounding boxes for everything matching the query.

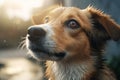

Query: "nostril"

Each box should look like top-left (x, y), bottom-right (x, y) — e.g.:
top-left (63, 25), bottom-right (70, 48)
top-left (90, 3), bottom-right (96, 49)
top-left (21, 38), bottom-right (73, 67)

top-left (28, 26), bottom-right (46, 37)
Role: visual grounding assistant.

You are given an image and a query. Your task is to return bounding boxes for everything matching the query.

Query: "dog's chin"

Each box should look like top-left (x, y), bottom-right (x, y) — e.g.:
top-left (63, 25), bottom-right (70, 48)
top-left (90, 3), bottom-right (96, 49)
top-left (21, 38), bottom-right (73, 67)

top-left (28, 48), bottom-right (66, 61)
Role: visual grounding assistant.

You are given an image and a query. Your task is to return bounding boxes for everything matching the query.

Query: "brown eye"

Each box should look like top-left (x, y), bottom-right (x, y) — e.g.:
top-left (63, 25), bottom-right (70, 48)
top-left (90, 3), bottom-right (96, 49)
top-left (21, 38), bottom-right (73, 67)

top-left (65, 19), bottom-right (80, 29)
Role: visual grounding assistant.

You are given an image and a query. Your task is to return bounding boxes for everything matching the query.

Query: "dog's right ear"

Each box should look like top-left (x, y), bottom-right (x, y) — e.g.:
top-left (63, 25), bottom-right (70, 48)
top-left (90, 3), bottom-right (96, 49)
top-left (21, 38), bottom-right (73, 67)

top-left (32, 5), bottom-right (60, 25)
top-left (87, 6), bottom-right (120, 41)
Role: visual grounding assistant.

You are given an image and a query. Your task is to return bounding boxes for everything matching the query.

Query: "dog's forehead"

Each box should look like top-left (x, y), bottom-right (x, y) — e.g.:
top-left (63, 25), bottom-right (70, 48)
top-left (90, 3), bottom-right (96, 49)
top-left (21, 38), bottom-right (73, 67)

top-left (46, 7), bottom-right (92, 29)
top-left (48, 7), bottom-right (81, 17)
top-left (50, 7), bottom-right (66, 13)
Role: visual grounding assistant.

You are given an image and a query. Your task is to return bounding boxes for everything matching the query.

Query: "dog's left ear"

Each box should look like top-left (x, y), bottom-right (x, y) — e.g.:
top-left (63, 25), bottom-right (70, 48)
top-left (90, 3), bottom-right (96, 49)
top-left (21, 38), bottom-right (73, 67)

top-left (87, 7), bottom-right (120, 41)
top-left (32, 5), bottom-right (60, 25)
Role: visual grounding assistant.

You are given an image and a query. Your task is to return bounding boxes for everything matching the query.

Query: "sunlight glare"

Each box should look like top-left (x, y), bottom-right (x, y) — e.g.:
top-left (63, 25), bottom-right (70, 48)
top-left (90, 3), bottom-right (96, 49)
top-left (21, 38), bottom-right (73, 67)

top-left (5, 0), bottom-right (44, 21)
top-left (0, 0), bottom-right (4, 5)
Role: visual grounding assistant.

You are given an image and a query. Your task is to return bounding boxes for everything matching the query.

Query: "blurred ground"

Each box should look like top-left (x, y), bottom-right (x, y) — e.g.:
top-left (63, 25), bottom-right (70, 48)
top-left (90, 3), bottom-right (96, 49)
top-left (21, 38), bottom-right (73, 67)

top-left (0, 49), bottom-right (44, 80)
top-left (0, 49), bottom-right (26, 59)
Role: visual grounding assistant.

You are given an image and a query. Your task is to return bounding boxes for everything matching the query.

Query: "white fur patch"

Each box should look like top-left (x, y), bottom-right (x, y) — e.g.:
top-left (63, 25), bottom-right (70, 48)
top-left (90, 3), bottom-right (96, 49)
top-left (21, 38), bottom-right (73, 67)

top-left (41, 24), bottom-right (57, 52)
top-left (51, 61), bottom-right (94, 80)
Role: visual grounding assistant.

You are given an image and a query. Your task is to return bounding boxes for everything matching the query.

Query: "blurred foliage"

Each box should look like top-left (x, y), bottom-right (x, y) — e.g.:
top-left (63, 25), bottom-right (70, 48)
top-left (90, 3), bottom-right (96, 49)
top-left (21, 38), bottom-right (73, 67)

top-left (108, 55), bottom-right (120, 80)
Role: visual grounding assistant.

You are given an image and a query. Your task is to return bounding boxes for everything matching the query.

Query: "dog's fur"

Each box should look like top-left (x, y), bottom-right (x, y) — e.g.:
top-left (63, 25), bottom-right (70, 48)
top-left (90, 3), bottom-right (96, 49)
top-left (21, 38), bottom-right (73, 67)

top-left (26, 6), bottom-right (120, 80)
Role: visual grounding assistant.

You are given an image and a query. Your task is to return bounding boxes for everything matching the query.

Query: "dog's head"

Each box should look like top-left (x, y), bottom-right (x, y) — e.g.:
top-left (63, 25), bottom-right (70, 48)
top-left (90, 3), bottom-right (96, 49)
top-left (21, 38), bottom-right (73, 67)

top-left (26, 6), bottom-right (120, 62)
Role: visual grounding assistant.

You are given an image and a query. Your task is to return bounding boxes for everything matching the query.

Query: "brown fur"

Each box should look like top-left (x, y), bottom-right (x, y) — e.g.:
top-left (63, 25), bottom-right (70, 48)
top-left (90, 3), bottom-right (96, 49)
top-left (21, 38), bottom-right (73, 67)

top-left (30, 6), bottom-right (120, 80)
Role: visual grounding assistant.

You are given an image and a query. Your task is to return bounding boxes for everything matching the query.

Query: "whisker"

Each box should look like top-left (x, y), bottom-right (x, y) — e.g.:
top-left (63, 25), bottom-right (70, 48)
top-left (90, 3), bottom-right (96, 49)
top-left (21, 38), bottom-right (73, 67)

top-left (21, 37), bottom-right (26, 40)
top-left (18, 39), bottom-right (26, 49)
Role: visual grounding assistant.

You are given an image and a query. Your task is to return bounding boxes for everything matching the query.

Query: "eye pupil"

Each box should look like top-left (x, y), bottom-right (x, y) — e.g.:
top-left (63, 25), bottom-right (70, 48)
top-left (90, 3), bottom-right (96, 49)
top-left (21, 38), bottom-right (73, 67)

top-left (70, 21), bottom-right (76, 27)
top-left (67, 20), bottom-right (79, 29)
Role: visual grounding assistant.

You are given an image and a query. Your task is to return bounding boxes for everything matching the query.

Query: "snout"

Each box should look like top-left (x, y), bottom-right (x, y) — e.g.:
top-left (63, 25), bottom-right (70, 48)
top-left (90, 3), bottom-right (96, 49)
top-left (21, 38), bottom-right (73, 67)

top-left (26, 24), bottom-right (66, 61)
top-left (27, 26), bottom-right (46, 41)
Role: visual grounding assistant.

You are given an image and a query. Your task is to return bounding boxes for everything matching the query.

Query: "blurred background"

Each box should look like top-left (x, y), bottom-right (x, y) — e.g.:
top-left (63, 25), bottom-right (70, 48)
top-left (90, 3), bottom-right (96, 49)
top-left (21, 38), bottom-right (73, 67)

top-left (0, 0), bottom-right (120, 80)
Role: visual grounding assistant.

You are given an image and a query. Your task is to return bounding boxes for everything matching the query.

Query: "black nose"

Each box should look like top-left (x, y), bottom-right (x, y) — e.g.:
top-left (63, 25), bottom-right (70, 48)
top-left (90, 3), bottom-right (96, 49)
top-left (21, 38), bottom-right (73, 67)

top-left (27, 26), bottom-right (46, 40)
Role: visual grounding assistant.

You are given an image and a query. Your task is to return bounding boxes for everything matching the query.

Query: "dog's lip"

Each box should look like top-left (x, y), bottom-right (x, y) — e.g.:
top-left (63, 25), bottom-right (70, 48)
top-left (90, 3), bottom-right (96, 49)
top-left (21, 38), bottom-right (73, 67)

top-left (30, 48), bottom-right (66, 59)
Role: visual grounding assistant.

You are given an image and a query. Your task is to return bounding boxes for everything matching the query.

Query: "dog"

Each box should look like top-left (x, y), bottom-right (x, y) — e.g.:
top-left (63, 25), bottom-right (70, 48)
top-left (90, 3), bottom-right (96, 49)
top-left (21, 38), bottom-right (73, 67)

top-left (26, 6), bottom-right (120, 80)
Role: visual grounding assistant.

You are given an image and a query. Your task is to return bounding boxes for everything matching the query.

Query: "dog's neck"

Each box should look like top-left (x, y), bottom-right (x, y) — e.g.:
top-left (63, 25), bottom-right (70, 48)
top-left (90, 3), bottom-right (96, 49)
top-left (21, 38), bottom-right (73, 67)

top-left (47, 60), bottom-right (95, 80)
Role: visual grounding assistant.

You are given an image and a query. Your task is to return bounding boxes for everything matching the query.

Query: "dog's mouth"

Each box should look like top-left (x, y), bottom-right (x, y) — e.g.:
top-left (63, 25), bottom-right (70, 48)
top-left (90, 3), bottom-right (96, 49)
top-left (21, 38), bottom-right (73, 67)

top-left (29, 47), bottom-right (66, 61)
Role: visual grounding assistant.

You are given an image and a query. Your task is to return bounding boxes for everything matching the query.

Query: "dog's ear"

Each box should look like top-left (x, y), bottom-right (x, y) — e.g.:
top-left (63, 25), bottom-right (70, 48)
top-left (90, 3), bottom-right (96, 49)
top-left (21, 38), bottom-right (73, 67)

top-left (32, 10), bottom-right (48, 25)
top-left (87, 7), bottom-right (120, 41)
top-left (32, 5), bottom-right (60, 25)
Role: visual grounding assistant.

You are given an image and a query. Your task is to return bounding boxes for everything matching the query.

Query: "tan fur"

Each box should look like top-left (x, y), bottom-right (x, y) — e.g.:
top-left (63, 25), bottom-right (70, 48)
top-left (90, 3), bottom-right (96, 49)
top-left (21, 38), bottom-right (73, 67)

top-left (29, 6), bottom-right (120, 80)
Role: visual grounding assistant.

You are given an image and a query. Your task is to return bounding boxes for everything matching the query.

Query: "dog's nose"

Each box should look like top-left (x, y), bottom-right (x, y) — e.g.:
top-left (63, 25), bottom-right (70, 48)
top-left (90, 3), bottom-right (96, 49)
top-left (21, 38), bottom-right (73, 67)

top-left (28, 26), bottom-right (46, 40)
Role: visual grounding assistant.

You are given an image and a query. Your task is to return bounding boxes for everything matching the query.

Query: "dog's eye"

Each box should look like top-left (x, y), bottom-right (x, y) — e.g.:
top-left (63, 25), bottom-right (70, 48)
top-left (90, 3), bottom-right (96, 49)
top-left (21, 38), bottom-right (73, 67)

top-left (44, 17), bottom-right (49, 23)
top-left (65, 19), bottom-right (80, 29)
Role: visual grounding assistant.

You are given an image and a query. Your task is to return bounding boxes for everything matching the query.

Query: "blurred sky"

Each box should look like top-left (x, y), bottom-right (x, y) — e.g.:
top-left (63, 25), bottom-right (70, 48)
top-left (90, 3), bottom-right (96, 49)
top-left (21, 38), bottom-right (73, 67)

top-left (0, 0), bottom-right (44, 21)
